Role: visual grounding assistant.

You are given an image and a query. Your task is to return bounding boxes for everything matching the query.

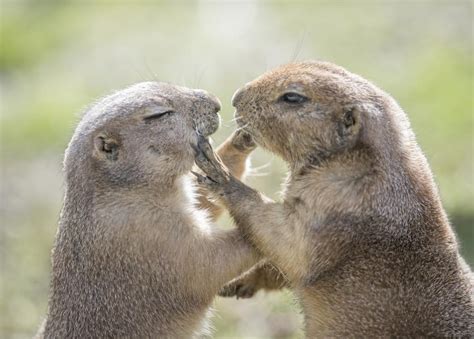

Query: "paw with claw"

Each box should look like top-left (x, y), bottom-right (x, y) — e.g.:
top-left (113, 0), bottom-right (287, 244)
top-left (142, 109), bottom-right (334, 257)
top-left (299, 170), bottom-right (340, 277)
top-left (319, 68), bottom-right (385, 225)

top-left (192, 134), bottom-right (233, 194)
top-left (230, 129), bottom-right (257, 153)
top-left (219, 273), bottom-right (259, 299)
top-left (219, 262), bottom-right (288, 299)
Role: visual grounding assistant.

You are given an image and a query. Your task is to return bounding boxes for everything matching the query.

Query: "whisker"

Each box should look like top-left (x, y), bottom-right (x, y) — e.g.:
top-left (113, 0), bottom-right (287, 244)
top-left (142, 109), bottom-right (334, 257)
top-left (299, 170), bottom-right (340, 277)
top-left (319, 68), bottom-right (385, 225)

top-left (235, 123), bottom-right (250, 132)
top-left (194, 66), bottom-right (207, 88)
top-left (230, 116), bottom-right (243, 123)
top-left (249, 172), bottom-right (270, 177)
top-left (131, 65), bottom-right (148, 82)
top-left (292, 28), bottom-right (308, 62)
top-left (222, 116), bottom-right (244, 128)
top-left (143, 59), bottom-right (160, 82)
top-left (248, 171), bottom-right (270, 177)
top-left (247, 161), bottom-right (272, 178)
top-left (251, 162), bottom-right (272, 172)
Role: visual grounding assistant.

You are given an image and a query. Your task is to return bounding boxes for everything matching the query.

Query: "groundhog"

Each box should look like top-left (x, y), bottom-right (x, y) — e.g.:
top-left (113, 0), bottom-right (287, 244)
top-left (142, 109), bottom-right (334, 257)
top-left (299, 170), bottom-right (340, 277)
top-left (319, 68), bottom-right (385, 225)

top-left (37, 82), bottom-right (260, 338)
top-left (193, 61), bottom-right (473, 337)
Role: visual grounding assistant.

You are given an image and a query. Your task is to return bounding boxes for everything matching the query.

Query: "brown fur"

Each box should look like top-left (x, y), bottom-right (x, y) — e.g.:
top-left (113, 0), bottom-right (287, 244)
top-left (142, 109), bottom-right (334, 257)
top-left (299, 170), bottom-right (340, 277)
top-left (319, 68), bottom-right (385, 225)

top-left (37, 82), bottom-right (260, 338)
top-left (219, 261), bottom-right (287, 299)
top-left (194, 61), bottom-right (474, 337)
top-left (197, 129), bottom-right (257, 221)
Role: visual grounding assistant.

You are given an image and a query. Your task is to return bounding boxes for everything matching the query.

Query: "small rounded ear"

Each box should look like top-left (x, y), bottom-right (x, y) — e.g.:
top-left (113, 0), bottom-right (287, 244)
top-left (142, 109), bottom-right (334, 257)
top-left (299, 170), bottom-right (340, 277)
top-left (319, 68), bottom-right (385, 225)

top-left (94, 133), bottom-right (120, 161)
top-left (339, 105), bottom-right (362, 140)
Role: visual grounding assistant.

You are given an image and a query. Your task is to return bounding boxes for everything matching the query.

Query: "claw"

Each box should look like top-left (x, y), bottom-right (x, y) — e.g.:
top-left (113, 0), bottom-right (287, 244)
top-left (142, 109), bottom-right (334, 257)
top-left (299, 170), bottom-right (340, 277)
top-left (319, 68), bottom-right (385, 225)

top-left (198, 135), bottom-right (211, 150)
top-left (191, 170), bottom-right (204, 180)
top-left (206, 175), bottom-right (219, 184)
top-left (218, 285), bottom-right (235, 297)
top-left (197, 134), bottom-right (215, 159)
top-left (219, 282), bottom-right (256, 299)
top-left (191, 170), bottom-right (219, 187)
top-left (193, 133), bottom-right (231, 188)
top-left (190, 143), bottom-right (200, 156)
top-left (197, 133), bottom-right (207, 147)
top-left (232, 130), bottom-right (257, 152)
top-left (235, 284), bottom-right (256, 299)
top-left (195, 151), bottom-right (207, 164)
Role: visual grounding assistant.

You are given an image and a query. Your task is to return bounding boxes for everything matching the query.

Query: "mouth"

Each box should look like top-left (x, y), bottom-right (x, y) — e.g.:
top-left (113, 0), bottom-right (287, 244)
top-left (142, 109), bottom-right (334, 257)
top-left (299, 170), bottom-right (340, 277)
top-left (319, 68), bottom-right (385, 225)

top-left (233, 110), bottom-right (250, 130)
top-left (232, 111), bottom-right (263, 147)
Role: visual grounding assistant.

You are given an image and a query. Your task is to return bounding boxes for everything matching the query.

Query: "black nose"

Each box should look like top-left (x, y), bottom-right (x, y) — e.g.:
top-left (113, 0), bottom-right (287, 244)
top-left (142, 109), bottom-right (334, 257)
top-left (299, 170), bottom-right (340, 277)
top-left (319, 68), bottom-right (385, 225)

top-left (231, 87), bottom-right (245, 107)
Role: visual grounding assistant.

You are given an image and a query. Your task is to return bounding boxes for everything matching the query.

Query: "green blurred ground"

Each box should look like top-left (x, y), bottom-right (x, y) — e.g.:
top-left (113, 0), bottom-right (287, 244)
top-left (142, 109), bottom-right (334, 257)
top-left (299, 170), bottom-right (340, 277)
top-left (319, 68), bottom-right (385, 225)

top-left (0, 1), bottom-right (472, 338)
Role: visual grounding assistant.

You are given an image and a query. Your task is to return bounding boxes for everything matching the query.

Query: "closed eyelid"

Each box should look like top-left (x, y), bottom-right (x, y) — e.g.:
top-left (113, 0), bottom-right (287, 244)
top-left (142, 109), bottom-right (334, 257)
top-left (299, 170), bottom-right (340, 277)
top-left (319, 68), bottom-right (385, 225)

top-left (143, 110), bottom-right (174, 120)
top-left (143, 105), bottom-right (175, 120)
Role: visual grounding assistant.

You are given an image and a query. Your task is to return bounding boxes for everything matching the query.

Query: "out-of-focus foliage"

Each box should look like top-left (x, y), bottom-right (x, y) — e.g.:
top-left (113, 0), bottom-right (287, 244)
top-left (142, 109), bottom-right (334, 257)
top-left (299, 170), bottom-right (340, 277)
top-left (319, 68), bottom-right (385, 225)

top-left (1, 1), bottom-right (472, 338)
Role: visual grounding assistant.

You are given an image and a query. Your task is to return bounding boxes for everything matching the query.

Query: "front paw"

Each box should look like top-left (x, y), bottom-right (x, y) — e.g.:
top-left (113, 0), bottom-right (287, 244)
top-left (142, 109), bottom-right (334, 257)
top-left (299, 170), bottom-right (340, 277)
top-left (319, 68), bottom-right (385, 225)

top-left (193, 135), bottom-right (231, 188)
top-left (219, 279), bottom-right (257, 299)
top-left (231, 130), bottom-right (257, 153)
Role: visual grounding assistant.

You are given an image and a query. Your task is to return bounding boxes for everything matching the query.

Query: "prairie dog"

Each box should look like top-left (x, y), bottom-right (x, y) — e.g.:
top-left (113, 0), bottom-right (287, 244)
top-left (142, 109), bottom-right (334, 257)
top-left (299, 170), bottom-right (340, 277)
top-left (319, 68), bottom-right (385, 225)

top-left (38, 82), bottom-right (259, 338)
top-left (194, 61), bottom-right (473, 337)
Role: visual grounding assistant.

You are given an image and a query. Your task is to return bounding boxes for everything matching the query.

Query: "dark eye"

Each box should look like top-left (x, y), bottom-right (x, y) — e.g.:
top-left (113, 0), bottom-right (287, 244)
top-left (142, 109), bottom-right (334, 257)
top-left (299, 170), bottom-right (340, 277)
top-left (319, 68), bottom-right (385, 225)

top-left (143, 110), bottom-right (175, 122)
top-left (279, 92), bottom-right (308, 104)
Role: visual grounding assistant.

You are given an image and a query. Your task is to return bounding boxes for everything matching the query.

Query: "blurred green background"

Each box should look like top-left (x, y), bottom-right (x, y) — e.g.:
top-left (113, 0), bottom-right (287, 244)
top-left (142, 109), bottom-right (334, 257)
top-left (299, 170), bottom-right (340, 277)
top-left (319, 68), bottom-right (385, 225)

top-left (0, 0), bottom-right (472, 338)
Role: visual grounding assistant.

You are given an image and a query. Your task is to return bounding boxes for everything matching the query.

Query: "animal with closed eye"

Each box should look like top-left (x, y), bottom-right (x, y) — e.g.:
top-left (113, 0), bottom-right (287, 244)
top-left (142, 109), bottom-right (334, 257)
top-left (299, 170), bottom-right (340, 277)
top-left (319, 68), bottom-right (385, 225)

top-left (36, 82), bottom-right (260, 338)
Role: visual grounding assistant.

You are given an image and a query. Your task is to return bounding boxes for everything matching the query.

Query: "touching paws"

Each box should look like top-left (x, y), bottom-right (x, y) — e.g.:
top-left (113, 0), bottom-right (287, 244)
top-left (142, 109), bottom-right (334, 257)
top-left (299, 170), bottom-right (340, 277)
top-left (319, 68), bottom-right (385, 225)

top-left (219, 262), bottom-right (288, 299)
top-left (219, 276), bottom-right (259, 299)
top-left (192, 134), bottom-right (232, 193)
top-left (231, 130), bottom-right (257, 153)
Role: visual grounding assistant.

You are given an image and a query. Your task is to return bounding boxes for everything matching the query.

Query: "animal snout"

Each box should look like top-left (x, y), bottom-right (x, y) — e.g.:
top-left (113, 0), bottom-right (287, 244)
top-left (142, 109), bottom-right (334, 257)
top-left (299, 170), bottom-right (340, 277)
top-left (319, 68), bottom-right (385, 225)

top-left (194, 89), bottom-right (221, 114)
top-left (208, 93), bottom-right (221, 114)
top-left (231, 87), bottom-right (245, 108)
top-left (191, 89), bottom-right (221, 137)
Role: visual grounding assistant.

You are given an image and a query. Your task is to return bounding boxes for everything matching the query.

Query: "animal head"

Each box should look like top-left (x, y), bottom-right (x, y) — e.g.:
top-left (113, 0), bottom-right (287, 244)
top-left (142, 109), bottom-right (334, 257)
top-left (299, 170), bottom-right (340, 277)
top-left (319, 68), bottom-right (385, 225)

top-left (232, 61), bottom-right (410, 168)
top-left (65, 82), bottom-right (221, 189)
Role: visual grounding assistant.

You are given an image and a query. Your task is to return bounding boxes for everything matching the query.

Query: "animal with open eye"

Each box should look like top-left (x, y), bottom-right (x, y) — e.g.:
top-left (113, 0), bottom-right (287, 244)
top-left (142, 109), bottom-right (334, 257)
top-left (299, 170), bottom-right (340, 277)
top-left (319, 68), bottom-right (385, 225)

top-left (195, 61), bottom-right (473, 337)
